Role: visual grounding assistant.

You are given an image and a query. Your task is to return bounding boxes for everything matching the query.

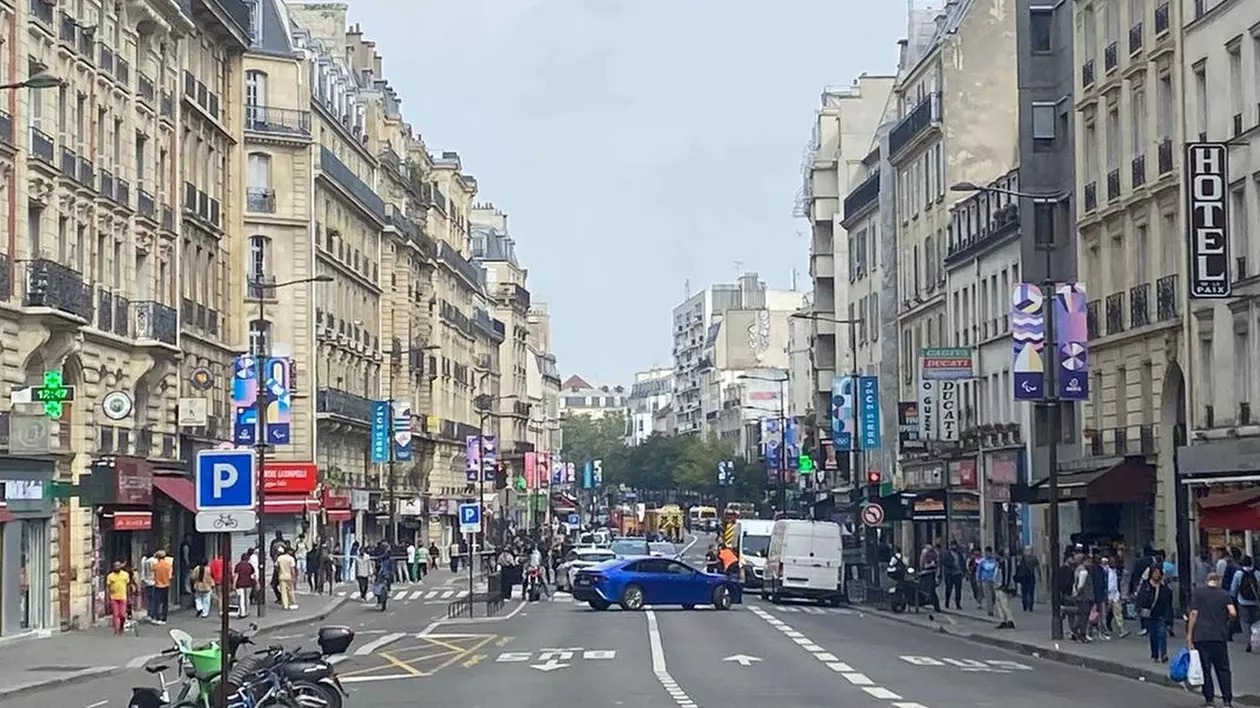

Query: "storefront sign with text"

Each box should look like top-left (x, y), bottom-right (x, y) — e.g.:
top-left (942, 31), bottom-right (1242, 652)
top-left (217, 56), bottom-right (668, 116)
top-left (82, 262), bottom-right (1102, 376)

top-left (264, 462), bottom-right (318, 493)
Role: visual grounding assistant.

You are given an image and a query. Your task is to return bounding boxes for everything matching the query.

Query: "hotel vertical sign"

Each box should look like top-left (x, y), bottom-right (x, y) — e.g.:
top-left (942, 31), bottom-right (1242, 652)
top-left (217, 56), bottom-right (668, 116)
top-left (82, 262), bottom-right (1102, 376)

top-left (1186, 142), bottom-right (1231, 298)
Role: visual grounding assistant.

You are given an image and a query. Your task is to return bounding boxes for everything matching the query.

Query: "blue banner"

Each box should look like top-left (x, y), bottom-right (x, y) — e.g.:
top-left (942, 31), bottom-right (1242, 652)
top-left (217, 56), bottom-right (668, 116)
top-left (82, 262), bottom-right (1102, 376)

top-left (231, 355), bottom-right (257, 445)
top-left (263, 357), bottom-right (291, 445)
top-left (392, 401), bottom-right (413, 461)
top-left (370, 401), bottom-right (389, 463)
top-left (858, 376), bottom-right (882, 450)
top-left (552, 455), bottom-right (565, 486)
top-left (785, 419), bottom-right (800, 469)
top-left (761, 418), bottom-right (782, 469)
top-left (583, 461), bottom-right (593, 489)
top-left (831, 376), bottom-right (855, 451)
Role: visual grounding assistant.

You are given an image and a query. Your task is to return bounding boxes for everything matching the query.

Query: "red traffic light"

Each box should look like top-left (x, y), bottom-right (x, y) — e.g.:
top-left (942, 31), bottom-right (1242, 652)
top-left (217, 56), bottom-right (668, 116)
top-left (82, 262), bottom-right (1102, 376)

top-left (866, 471), bottom-right (881, 485)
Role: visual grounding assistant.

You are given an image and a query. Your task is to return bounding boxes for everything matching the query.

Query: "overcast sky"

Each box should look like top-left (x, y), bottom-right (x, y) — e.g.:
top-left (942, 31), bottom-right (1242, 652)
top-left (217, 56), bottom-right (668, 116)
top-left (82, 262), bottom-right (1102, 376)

top-left (345, 0), bottom-right (906, 384)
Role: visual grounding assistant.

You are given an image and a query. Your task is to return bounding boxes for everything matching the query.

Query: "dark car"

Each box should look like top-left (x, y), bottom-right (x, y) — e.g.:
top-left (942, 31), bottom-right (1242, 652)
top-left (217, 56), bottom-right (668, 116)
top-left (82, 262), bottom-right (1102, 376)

top-left (571, 556), bottom-right (742, 611)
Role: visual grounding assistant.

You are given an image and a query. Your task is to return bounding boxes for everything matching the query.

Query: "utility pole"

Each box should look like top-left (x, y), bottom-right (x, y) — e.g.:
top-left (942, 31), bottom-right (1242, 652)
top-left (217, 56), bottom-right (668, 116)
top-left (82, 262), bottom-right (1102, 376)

top-left (386, 342), bottom-right (399, 544)
top-left (253, 285), bottom-right (270, 618)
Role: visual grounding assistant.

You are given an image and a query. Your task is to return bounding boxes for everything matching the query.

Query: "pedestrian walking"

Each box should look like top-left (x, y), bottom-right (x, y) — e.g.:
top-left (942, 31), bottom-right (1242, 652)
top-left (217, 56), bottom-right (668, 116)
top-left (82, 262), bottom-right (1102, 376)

top-left (151, 550), bottom-right (173, 624)
top-left (1227, 555), bottom-right (1259, 652)
top-left (449, 540), bottom-right (461, 573)
top-left (138, 549), bottom-right (156, 617)
top-left (1188, 572), bottom-right (1237, 707)
top-left (941, 541), bottom-right (965, 610)
top-left (428, 542), bottom-right (441, 573)
top-left (233, 552), bottom-right (255, 619)
top-left (356, 547), bottom-right (373, 600)
top-left (106, 560), bottom-right (131, 635)
top-left (275, 546), bottom-right (298, 610)
top-left (191, 561), bottom-right (213, 618)
top-left (415, 542), bottom-right (429, 580)
top-left (1015, 546), bottom-right (1038, 613)
top-left (1135, 565), bottom-right (1171, 660)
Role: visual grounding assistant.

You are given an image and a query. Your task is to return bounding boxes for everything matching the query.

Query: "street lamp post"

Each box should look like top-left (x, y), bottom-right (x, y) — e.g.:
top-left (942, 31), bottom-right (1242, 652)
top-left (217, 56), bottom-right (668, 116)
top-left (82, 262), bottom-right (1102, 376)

top-left (250, 273), bottom-right (332, 618)
top-left (952, 181), bottom-right (1069, 640)
top-left (2, 71), bottom-right (63, 91)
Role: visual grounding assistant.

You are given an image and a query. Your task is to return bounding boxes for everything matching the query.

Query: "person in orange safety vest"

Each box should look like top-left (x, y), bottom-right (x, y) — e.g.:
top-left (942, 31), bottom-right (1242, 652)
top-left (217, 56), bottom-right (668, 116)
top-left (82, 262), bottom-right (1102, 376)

top-left (717, 545), bottom-right (739, 574)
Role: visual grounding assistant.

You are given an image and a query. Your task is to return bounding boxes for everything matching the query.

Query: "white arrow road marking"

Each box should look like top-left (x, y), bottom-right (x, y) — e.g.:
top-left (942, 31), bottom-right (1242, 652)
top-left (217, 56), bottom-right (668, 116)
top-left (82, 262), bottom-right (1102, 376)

top-left (354, 632), bottom-right (405, 655)
top-left (582, 650), bottom-right (616, 660)
top-left (496, 652), bottom-right (533, 663)
top-left (723, 654), bottom-right (762, 667)
top-left (530, 659), bottom-right (569, 672)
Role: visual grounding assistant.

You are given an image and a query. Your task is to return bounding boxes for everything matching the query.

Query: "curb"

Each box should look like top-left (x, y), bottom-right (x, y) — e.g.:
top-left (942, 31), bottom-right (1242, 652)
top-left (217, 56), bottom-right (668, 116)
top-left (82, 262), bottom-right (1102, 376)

top-left (0, 594), bottom-right (350, 702)
top-left (861, 606), bottom-right (1260, 707)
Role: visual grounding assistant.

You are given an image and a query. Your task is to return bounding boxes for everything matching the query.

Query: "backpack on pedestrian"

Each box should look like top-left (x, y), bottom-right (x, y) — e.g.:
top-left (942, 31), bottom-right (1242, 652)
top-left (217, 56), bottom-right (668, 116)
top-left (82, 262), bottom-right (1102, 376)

top-left (1239, 569), bottom-right (1260, 603)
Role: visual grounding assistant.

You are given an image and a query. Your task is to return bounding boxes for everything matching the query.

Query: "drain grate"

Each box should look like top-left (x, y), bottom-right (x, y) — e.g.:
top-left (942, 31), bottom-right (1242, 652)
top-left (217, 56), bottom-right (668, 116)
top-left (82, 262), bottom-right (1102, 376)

top-left (26, 666), bottom-right (92, 672)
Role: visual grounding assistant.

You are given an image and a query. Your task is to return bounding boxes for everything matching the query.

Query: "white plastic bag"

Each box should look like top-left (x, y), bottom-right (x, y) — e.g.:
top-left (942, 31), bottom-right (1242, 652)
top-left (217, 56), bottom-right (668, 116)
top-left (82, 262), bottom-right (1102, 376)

top-left (1186, 649), bottom-right (1204, 687)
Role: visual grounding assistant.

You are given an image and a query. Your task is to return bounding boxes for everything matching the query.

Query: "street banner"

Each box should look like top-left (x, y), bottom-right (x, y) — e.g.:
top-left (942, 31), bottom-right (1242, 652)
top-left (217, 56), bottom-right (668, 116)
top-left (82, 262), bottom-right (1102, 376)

top-left (858, 376), bottom-right (882, 449)
top-left (1011, 282), bottom-right (1046, 400)
top-left (831, 375), bottom-right (855, 451)
top-left (370, 400), bottom-right (389, 463)
top-left (392, 400), bottom-right (413, 461)
top-left (1054, 283), bottom-right (1090, 400)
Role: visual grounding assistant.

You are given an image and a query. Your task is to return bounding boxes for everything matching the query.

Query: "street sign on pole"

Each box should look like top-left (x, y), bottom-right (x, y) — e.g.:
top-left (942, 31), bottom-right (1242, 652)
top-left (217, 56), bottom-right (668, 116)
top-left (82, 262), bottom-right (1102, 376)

top-left (459, 502), bottom-right (482, 534)
top-left (860, 502), bottom-right (885, 527)
top-left (194, 449), bottom-right (258, 532)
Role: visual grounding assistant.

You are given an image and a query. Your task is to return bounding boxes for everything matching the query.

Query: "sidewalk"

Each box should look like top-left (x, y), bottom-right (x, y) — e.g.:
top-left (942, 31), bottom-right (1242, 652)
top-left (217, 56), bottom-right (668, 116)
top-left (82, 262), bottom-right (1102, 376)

top-left (0, 590), bottom-right (350, 701)
top-left (865, 599), bottom-right (1260, 705)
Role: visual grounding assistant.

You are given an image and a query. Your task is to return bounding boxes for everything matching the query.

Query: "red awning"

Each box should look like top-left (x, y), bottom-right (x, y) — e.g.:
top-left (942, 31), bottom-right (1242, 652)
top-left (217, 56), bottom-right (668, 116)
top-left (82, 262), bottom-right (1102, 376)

top-left (153, 475), bottom-right (197, 512)
top-left (1197, 489), bottom-right (1260, 531)
top-left (112, 511), bottom-right (153, 531)
top-left (263, 496), bottom-right (312, 514)
top-left (327, 509), bottom-right (352, 522)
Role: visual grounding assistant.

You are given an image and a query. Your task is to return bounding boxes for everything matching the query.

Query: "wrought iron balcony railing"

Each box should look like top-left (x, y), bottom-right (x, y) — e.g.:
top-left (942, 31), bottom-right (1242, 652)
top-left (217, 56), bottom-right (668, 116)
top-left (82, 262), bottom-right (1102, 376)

top-left (1129, 282), bottom-right (1150, 328)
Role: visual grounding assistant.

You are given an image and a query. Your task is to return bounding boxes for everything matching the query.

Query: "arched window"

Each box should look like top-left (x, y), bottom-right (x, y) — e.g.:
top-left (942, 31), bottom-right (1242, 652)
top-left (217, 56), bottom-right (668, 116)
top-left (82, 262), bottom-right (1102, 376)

top-left (248, 319), bottom-right (272, 356)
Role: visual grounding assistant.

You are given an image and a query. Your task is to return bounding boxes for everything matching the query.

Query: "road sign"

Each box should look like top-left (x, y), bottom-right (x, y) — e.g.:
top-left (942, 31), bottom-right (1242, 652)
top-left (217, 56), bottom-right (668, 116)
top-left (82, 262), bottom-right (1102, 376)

top-left (567, 513), bottom-right (580, 526)
top-left (459, 503), bottom-right (481, 534)
top-left (195, 509), bottom-right (257, 533)
top-left (195, 449), bottom-right (257, 511)
top-left (860, 502), bottom-right (884, 527)
top-left (723, 654), bottom-right (762, 667)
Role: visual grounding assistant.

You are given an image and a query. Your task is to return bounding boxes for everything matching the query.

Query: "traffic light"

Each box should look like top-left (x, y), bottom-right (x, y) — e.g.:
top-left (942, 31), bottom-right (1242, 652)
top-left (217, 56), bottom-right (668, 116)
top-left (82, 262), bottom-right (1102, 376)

top-left (866, 470), bottom-right (881, 487)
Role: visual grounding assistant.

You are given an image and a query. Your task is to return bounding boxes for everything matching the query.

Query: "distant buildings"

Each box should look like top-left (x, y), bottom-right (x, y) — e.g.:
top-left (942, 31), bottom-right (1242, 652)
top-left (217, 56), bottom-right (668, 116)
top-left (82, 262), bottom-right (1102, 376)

top-left (626, 368), bottom-right (674, 445)
top-left (558, 375), bottom-right (628, 420)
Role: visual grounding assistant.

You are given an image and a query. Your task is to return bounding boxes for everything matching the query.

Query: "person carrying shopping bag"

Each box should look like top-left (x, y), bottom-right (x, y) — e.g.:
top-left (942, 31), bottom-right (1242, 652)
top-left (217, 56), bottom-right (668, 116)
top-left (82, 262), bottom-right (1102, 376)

top-left (1188, 572), bottom-right (1238, 707)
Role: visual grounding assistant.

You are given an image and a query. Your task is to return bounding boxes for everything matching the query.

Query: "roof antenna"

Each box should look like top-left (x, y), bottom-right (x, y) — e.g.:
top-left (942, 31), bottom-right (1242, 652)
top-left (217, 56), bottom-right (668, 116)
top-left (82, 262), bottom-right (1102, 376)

top-left (684, 279), bottom-right (691, 299)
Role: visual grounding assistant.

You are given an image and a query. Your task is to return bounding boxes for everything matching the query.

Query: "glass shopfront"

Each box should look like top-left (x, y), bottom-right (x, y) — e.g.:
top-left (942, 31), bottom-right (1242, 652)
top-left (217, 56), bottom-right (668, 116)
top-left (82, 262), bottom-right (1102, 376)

top-left (0, 517), bottom-right (52, 635)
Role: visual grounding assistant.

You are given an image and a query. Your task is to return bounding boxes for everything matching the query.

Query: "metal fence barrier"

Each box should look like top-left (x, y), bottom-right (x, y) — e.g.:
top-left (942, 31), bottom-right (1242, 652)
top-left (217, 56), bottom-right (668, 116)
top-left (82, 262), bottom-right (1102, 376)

top-left (444, 570), bottom-right (506, 619)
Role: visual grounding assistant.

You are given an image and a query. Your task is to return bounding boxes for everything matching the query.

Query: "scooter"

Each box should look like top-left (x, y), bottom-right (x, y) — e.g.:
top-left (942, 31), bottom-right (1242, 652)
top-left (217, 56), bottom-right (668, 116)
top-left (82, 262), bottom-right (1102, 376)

top-left (886, 566), bottom-right (935, 613)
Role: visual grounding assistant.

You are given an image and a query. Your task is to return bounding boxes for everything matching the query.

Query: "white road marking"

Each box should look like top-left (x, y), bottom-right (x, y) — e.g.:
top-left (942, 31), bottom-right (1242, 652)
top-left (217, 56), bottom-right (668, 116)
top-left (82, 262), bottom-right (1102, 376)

top-left (408, 591), bottom-right (423, 600)
top-left (583, 650), bottom-right (616, 659)
top-left (646, 610), bottom-right (701, 707)
top-left (497, 652), bottom-right (533, 663)
top-left (417, 597), bottom-right (527, 635)
top-left (86, 701), bottom-right (109, 708)
top-left (328, 655), bottom-right (348, 665)
top-left (747, 604), bottom-right (921, 705)
top-left (440, 589), bottom-right (456, 599)
top-left (353, 631), bottom-right (405, 655)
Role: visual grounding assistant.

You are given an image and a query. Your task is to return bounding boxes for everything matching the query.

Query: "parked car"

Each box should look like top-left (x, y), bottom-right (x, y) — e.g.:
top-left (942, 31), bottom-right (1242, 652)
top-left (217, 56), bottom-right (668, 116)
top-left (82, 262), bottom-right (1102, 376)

top-left (556, 547), bottom-right (618, 591)
top-left (570, 556), bottom-right (742, 611)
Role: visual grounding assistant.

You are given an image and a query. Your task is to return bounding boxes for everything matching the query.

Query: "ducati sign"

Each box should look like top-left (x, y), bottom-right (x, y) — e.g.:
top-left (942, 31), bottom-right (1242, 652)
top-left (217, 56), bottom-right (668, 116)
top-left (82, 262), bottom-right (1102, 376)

top-left (1186, 143), bottom-right (1231, 298)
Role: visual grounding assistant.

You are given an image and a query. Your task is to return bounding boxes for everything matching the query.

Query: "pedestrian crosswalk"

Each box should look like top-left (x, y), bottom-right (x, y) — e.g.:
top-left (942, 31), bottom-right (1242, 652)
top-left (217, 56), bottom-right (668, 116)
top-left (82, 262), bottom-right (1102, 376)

top-left (764, 604), bottom-right (855, 616)
top-left (334, 588), bottom-right (470, 603)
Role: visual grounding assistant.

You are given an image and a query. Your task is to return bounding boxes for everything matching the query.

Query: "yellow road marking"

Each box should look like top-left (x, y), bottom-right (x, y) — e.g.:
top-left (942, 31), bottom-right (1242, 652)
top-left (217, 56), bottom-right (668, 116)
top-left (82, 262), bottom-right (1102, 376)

top-left (378, 651), bottom-right (425, 677)
top-left (463, 653), bottom-right (487, 668)
top-left (417, 634), bottom-right (493, 654)
top-left (419, 635), bottom-right (496, 676)
top-left (494, 636), bottom-right (513, 647)
top-left (337, 650), bottom-right (456, 677)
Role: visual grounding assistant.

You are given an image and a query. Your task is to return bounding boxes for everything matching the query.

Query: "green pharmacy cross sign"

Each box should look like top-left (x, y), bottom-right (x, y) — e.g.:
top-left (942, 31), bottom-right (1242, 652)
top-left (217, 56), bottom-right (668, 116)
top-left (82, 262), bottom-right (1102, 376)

top-left (32, 370), bottom-right (75, 419)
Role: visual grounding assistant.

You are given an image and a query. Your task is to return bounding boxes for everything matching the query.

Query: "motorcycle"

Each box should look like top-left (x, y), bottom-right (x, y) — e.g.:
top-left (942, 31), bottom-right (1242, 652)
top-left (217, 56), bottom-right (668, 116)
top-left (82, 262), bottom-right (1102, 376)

top-left (886, 565), bottom-right (935, 613)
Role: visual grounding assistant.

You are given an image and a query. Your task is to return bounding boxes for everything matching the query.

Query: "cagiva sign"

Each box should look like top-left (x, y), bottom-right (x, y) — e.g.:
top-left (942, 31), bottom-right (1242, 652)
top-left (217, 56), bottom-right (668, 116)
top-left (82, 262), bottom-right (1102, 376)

top-left (1186, 143), bottom-right (1231, 299)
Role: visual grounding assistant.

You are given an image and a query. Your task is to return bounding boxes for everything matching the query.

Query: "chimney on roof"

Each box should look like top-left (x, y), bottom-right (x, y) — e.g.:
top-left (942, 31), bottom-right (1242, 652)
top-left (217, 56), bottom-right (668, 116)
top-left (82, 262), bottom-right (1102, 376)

top-left (896, 38), bottom-right (909, 70)
top-left (373, 53), bottom-right (382, 77)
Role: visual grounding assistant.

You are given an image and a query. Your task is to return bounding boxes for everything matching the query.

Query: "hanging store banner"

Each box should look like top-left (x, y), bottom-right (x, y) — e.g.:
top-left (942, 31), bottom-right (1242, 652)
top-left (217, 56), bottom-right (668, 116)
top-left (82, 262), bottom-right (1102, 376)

top-left (1011, 282), bottom-right (1046, 400)
top-left (392, 400), bottom-right (413, 461)
top-left (566, 461), bottom-right (576, 485)
top-left (937, 380), bottom-right (959, 442)
top-left (917, 378), bottom-right (937, 441)
top-left (465, 435), bottom-right (481, 481)
top-left (858, 376), bottom-right (882, 450)
top-left (898, 401), bottom-right (924, 452)
top-left (919, 348), bottom-right (975, 380)
top-left (831, 375), bottom-right (855, 452)
top-left (232, 354), bottom-right (259, 445)
top-left (263, 357), bottom-right (291, 445)
top-left (784, 419), bottom-right (801, 469)
top-left (482, 435), bottom-right (498, 480)
top-left (369, 400), bottom-right (389, 463)
top-left (524, 452), bottom-right (538, 488)
top-left (1054, 283), bottom-right (1090, 401)
top-left (1186, 142), bottom-right (1231, 298)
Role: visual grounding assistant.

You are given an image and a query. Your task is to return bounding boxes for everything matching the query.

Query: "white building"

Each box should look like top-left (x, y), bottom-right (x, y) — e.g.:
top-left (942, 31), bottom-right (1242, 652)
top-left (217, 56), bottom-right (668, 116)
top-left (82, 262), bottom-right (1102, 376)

top-left (803, 77), bottom-right (895, 433)
top-left (787, 292), bottom-right (815, 420)
top-left (558, 375), bottom-right (627, 420)
top-left (626, 368), bottom-right (674, 445)
top-left (1175, 0), bottom-right (1260, 548)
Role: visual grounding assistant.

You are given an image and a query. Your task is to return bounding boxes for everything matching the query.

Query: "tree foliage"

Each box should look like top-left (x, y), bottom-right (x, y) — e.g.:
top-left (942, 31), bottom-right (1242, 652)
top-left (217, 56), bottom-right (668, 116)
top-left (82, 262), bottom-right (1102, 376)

top-left (560, 414), bottom-right (768, 498)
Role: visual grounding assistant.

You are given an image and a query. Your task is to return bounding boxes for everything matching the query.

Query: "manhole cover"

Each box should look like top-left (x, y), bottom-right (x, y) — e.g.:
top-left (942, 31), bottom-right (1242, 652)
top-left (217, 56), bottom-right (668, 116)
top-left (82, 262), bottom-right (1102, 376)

top-left (27, 666), bottom-right (91, 672)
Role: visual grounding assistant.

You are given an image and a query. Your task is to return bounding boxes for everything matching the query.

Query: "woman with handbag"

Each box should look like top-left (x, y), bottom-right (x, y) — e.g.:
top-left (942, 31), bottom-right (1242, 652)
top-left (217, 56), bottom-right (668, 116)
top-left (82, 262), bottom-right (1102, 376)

top-left (1135, 565), bottom-right (1174, 662)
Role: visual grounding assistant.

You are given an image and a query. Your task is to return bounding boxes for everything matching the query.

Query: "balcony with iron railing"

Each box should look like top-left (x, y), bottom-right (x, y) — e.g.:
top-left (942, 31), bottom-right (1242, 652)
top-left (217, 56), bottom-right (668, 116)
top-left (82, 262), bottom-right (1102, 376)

top-left (246, 187), bottom-right (276, 213)
top-left (60, 145), bottom-right (76, 175)
top-left (23, 259), bottom-right (93, 319)
top-left (245, 106), bottom-right (312, 137)
top-left (99, 168), bottom-right (114, 197)
top-left (1086, 299), bottom-right (1100, 339)
top-left (138, 189), bottom-right (155, 218)
top-left (1131, 154), bottom-right (1146, 188)
top-left (1156, 274), bottom-right (1179, 321)
top-left (132, 300), bottom-right (178, 346)
top-left (316, 387), bottom-right (373, 423)
top-left (1104, 42), bottom-right (1118, 71)
top-left (1083, 425), bottom-right (1158, 458)
top-left (842, 170), bottom-right (880, 221)
top-left (138, 72), bottom-right (156, 106)
top-left (30, 0), bottom-right (54, 25)
top-left (115, 57), bottom-right (130, 86)
top-left (116, 177), bottom-right (130, 208)
top-left (77, 26), bottom-right (93, 58)
top-left (161, 205), bottom-right (174, 232)
top-left (1129, 282), bottom-right (1150, 328)
top-left (78, 155), bottom-right (94, 188)
top-left (100, 45), bottom-right (115, 74)
top-left (1158, 138), bottom-right (1173, 174)
top-left (1105, 291), bottom-right (1126, 335)
top-left (29, 127), bottom-right (54, 163)
top-left (888, 93), bottom-right (940, 158)
top-left (0, 110), bottom-right (12, 146)
top-left (96, 288), bottom-right (132, 337)
top-left (58, 12), bottom-right (75, 43)
top-left (160, 92), bottom-right (174, 120)
top-left (439, 241), bottom-right (482, 290)
top-left (319, 147), bottom-right (386, 220)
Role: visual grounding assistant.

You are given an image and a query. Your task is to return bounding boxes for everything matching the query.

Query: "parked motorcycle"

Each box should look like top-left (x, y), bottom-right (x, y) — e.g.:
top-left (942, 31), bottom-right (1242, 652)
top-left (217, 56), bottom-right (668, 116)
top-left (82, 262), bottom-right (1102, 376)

top-left (886, 565), bottom-right (934, 613)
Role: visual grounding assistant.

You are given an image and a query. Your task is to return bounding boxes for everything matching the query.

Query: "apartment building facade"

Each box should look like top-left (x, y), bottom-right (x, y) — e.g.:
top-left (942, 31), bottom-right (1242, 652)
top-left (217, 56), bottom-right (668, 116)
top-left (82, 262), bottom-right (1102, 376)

top-left (627, 367), bottom-right (673, 446)
top-left (1071, 0), bottom-right (1184, 550)
top-left (526, 303), bottom-right (562, 454)
top-left (558, 375), bottom-right (627, 420)
top-left (471, 203), bottom-right (533, 463)
top-left (1175, 0), bottom-right (1260, 545)
top-left (0, 0), bottom-right (250, 635)
top-left (804, 78), bottom-right (893, 444)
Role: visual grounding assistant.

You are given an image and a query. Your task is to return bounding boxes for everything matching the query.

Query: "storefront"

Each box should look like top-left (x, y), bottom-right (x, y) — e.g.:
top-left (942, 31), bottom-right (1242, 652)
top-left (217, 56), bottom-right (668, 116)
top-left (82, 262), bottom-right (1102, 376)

top-left (983, 450), bottom-right (1023, 553)
top-left (83, 456), bottom-right (156, 576)
top-left (321, 487), bottom-right (353, 548)
top-left (1015, 458), bottom-right (1155, 552)
top-left (908, 491), bottom-right (981, 550)
top-left (262, 462), bottom-right (318, 542)
top-left (0, 456), bottom-right (57, 636)
top-left (1178, 437), bottom-right (1260, 558)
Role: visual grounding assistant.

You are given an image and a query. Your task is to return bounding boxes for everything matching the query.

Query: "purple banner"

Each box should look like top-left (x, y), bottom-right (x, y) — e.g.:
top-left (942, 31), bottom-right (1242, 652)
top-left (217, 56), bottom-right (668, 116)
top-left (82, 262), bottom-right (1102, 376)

top-left (1055, 283), bottom-right (1089, 400)
top-left (1011, 283), bottom-right (1046, 400)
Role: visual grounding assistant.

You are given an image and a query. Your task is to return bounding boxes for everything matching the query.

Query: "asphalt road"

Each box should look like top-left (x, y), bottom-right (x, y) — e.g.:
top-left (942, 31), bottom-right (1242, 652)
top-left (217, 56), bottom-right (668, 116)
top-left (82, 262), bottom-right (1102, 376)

top-left (743, 597), bottom-right (1207, 708)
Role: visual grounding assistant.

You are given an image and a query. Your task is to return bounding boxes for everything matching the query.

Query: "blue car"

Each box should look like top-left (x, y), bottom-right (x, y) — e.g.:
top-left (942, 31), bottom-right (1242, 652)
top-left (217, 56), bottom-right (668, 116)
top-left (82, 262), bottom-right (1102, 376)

top-left (570, 556), bottom-right (742, 611)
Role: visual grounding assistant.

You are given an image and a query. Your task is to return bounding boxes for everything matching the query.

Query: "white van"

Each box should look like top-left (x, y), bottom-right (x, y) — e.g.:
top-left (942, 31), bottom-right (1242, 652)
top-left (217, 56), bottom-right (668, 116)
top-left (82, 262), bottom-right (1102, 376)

top-left (735, 519), bottom-right (775, 587)
top-left (761, 519), bottom-right (843, 605)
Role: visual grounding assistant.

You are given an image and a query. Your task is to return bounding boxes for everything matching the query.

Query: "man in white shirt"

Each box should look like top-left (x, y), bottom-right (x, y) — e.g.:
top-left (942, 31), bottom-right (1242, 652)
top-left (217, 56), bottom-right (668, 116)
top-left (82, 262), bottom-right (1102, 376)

top-left (406, 542), bottom-right (418, 583)
top-left (139, 551), bottom-right (157, 619)
top-left (1101, 556), bottom-right (1128, 638)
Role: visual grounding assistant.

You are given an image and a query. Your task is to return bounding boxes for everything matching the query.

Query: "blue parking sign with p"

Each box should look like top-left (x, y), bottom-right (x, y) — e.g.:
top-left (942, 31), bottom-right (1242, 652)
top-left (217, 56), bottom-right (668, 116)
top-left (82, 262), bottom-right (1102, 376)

top-left (195, 449), bottom-right (257, 510)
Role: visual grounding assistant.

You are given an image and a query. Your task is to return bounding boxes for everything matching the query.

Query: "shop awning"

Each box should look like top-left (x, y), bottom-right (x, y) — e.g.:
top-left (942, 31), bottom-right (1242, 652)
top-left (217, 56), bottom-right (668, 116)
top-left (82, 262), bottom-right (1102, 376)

top-left (1015, 459), bottom-right (1155, 505)
top-left (263, 496), bottom-right (312, 514)
top-left (1197, 488), bottom-right (1260, 531)
top-left (327, 509), bottom-right (352, 522)
top-left (153, 475), bottom-right (197, 512)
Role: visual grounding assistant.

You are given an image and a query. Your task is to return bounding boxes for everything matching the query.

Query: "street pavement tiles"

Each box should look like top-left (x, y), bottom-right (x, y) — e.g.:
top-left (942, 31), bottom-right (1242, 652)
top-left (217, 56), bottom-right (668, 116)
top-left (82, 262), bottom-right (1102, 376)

top-left (334, 588), bottom-right (469, 603)
top-left (745, 605), bottom-right (930, 708)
